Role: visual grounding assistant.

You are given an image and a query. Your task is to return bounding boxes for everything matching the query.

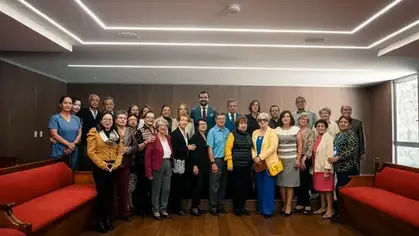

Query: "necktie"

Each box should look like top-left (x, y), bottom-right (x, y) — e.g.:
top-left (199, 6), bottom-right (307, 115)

top-left (231, 114), bottom-right (235, 122)
top-left (202, 107), bottom-right (207, 120)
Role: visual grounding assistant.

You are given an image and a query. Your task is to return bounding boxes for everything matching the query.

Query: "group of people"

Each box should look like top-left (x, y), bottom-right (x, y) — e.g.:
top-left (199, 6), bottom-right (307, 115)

top-left (48, 91), bottom-right (366, 233)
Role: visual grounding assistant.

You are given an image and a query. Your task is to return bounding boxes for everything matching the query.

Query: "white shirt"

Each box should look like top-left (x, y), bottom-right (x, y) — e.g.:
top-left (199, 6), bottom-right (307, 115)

top-left (161, 139), bottom-right (172, 159)
top-left (201, 105), bottom-right (208, 118)
top-left (180, 128), bottom-right (189, 145)
top-left (228, 112), bottom-right (236, 122)
top-left (89, 107), bottom-right (98, 119)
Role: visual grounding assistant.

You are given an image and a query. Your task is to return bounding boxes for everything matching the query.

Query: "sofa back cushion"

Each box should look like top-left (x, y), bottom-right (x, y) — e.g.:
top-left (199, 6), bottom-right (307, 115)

top-left (375, 166), bottom-right (419, 201)
top-left (0, 162), bottom-right (73, 205)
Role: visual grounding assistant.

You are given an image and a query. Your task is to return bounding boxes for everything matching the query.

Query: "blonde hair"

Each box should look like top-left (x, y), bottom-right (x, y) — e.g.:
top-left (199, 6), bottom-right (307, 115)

top-left (298, 112), bottom-right (310, 123)
top-left (155, 118), bottom-right (169, 128)
top-left (177, 103), bottom-right (192, 122)
top-left (319, 107), bottom-right (332, 116)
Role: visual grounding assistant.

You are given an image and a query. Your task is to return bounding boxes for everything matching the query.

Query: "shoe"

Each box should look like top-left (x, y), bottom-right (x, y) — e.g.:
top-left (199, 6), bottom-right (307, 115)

top-left (330, 214), bottom-right (340, 222)
top-left (313, 208), bottom-right (327, 215)
top-left (153, 213), bottom-right (161, 220)
top-left (161, 212), bottom-right (172, 219)
top-left (96, 220), bottom-right (108, 233)
top-left (233, 209), bottom-right (242, 216)
top-left (105, 217), bottom-right (114, 231)
top-left (292, 205), bottom-right (304, 213)
top-left (284, 210), bottom-right (292, 217)
top-left (219, 208), bottom-right (227, 214)
top-left (263, 214), bottom-right (273, 218)
top-left (120, 215), bottom-right (132, 221)
top-left (177, 210), bottom-right (187, 216)
top-left (209, 208), bottom-right (219, 216)
top-left (303, 206), bottom-right (312, 215)
top-left (241, 208), bottom-right (250, 216)
top-left (323, 212), bottom-right (334, 219)
top-left (190, 208), bottom-right (201, 216)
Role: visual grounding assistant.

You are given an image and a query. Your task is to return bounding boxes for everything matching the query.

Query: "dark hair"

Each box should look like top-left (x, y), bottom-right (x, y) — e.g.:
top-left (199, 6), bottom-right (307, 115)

top-left (269, 105), bottom-right (280, 113)
top-left (127, 104), bottom-right (139, 116)
top-left (103, 96), bottom-right (114, 104)
top-left (197, 119), bottom-right (207, 125)
top-left (160, 104), bottom-right (171, 115)
top-left (198, 91), bottom-right (209, 98)
top-left (248, 100), bottom-right (261, 113)
top-left (59, 96), bottom-right (73, 104)
top-left (338, 115), bottom-right (352, 125)
top-left (278, 110), bottom-right (295, 127)
top-left (97, 111), bottom-right (119, 142)
top-left (128, 113), bottom-right (139, 123)
top-left (140, 105), bottom-right (152, 118)
top-left (144, 111), bottom-right (155, 118)
top-left (216, 112), bottom-right (226, 118)
top-left (235, 116), bottom-right (248, 128)
top-left (314, 119), bottom-right (329, 129)
top-left (72, 96), bottom-right (81, 106)
top-left (295, 96), bottom-right (306, 104)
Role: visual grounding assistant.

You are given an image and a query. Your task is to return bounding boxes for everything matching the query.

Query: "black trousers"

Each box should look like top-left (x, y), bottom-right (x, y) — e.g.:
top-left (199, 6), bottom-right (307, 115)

top-left (191, 165), bottom-right (209, 208)
top-left (232, 165), bottom-right (252, 210)
top-left (335, 167), bottom-right (360, 214)
top-left (296, 159), bottom-right (312, 207)
top-left (93, 165), bottom-right (116, 221)
top-left (133, 162), bottom-right (151, 213)
top-left (170, 172), bottom-right (187, 212)
top-left (78, 144), bottom-right (93, 171)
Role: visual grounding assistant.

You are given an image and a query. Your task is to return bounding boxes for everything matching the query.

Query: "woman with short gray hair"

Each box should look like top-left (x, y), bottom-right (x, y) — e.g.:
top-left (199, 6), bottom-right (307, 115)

top-left (145, 118), bottom-right (173, 220)
top-left (317, 107), bottom-right (339, 137)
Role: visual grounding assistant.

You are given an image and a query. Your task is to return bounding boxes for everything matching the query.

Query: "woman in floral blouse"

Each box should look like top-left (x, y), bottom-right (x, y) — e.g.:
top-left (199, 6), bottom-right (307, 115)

top-left (328, 115), bottom-right (359, 221)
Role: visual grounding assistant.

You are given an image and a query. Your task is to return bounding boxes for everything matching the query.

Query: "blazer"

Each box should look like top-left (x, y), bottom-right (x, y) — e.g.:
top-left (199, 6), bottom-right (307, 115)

top-left (77, 107), bottom-right (101, 144)
top-left (313, 132), bottom-right (334, 173)
top-left (189, 132), bottom-right (209, 169)
top-left (190, 105), bottom-right (217, 131)
top-left (145, 134), bottom-right (174, 179)
top-left (87, 128), bottom-right (124, 170)
top-left (251, 127), bottom-right (279, 168)
top-left (350, 118), bottom-right (366, 155)
top-left (171, 128), bottom-right (189, 160)
top-left (120, 127), bottom-right (138, 168)
top-left (225, 112), bottom-right (240, 132)
top-left (172, 119), bottom-right (195, 137)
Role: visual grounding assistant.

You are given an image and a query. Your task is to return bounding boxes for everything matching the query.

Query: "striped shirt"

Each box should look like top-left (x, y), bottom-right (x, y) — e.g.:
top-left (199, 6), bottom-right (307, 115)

top-left (275, 126), bottom-right (300, 159)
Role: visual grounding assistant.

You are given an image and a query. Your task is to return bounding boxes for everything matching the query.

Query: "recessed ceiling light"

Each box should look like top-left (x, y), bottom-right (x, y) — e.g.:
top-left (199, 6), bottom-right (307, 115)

top-left (117, 32), bottom-right (140, 40)
top-left (226, 4), bottom-right (240, 14)
top-left (304, 36), bottom-right (327, 43)
top-left (68, 64), bottom-right (372, 72)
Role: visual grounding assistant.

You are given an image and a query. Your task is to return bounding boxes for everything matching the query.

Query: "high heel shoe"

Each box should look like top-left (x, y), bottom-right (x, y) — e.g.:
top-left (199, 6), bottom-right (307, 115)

top-left (96, 220), bottom-right (108, 233)
top-left (105, 217), bottom-right (114, 231)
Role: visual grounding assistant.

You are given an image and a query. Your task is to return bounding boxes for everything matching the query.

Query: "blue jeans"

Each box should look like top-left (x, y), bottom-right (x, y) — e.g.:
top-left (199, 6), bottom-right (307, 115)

top-left (256, 170), bottom-right (276, 215)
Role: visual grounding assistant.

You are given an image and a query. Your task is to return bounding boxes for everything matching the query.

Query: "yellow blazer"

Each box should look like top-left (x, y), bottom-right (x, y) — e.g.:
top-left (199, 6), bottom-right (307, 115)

top-left (87, 128), bottom-right (124, 170)
top-left (314, 132), bottom-right (334, 173)
top-left (251, 127), bottom-right (279, 168)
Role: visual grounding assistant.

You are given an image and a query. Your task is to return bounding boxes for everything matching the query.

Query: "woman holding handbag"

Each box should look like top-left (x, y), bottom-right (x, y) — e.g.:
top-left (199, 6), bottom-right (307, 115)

top-left (252, 112), bottom-right (280, 218)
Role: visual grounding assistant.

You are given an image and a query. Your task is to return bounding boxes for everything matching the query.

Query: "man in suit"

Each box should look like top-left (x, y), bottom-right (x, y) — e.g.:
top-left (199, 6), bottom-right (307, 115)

top-left (340, 105), bottom-right (366, 173)
top-left (190, 91), bottom-right (217, 131)
top-left (77, 94), bottom-right (101, 170)
top-left (225, 99), bottom-right (240, 132)
top-left (292, 96), bottom-right (317, 129)
top-left (268, 105), bottom-right (280, 129)
top-left (103, 96), bottom-right (115, 116)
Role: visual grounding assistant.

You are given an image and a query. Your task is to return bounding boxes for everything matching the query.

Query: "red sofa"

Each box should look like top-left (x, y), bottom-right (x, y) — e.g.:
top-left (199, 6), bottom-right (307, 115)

top-left (0, 158), bottom-right (96, 236)
top-left (340, 158), bottom-right (419, 236)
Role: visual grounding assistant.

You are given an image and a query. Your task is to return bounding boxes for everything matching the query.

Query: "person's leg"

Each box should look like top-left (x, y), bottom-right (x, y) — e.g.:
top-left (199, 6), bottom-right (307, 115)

top-left (92, 167), bottom-right (107, 227)
top-left (151, 169), bottom-right (163, 215)
top-left (104, 171), bottom-right (116, 230)
top-left (280, 187), bottom-right (286, 212)
top-left (209, 160), bottom-right (221, 211)
top-left (119, 166), bottom-right (131, 218)
top-left (324, 191), bottom-right (334, 218)
top-left (160, 160), bottom-right (172, 215)
top-left (71, 148), bottom-right (79, 170)
top-left (300, 168), bottom-right (311, 211)
top-left (285, 187), bottom-right (294, 214)
top-left (256, 171), bottom-right (264, 213)
top-left (263, 172), bottom-right (276, 216)
top-left (170, 172), bottom-right (181, 213)
top-left (232, 167), bottom-right (240, 211)
top-left (218, 159), bottom-right (228, 211)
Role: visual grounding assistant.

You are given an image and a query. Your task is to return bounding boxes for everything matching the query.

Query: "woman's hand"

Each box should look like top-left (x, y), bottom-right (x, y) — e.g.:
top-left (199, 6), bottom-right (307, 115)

top-left (64, 148), bottom-right (74, 155)
top-left (295, 158), bottom-right (302, 169)
top-left (299, 157), bottom-right (306, 170)
top-left (188, 144), bottom-right (196, 151)
top-left (254, 156), bottom-right (261, 164)
top-left (324, 169), bottom-right (331, 179)
top-left (50, 137), bottom-right (57, 144)
top-left (67, 143), bottom-right (76, 150)
top-left (328, 157), bottom-right (339, 164)
top-left (193, 165), bottom-right (199, 175)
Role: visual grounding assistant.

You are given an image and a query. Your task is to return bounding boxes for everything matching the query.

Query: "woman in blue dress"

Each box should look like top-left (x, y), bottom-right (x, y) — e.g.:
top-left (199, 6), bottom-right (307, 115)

top-left (48, 96), bottom-right (82, 169)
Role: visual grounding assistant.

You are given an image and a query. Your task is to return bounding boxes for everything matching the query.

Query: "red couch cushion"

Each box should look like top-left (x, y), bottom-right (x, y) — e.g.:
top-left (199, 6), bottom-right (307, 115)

top-left (375, 167), bottom-right (419, 201)
top-left (0, 229), bottom-right (25, 236)
top-left (12, 184), bottom-right (96, 232)
top-left (341, 187), bottom-right (419, 227)
top-left (0, 162), bottom-right (73, 205)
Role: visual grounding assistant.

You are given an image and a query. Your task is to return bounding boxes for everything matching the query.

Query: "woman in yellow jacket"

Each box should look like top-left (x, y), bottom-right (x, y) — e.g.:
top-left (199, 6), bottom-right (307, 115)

top-left (252, 112), bottom-right (279, 218)
top-left (87, 112), bottom-right (124, 233)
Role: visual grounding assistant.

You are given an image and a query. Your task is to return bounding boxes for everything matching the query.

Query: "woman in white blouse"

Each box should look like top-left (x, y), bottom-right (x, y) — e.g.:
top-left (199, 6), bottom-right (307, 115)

top-left (315, 107), bottom-right (340, 137)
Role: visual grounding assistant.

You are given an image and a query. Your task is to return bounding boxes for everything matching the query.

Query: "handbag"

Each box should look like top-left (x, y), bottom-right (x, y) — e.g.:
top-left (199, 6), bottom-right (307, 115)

top-left (267, 159), bottom-right (283, 176)
top-left (253, 160), bottom-right (267, 172)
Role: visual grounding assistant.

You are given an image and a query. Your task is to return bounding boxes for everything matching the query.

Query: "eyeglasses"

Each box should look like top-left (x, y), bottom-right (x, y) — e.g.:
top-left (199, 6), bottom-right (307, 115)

top-left (257, 119), bottom-right (269, 122)
top-left (102, 118), bottom-right (113, 122)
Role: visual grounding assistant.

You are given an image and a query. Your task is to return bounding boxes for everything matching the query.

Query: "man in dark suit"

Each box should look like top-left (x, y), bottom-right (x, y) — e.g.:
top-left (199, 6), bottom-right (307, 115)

top-left (77, 94), bottom-right (101, 170)
top-left (340, 105), bottom-right (366, 173)
top-left (190, 91), bottom-right (217, 131)
top-left (103, 96), bottom-right (115, 116)
top-left (225, 99), bottom-right (240, 132)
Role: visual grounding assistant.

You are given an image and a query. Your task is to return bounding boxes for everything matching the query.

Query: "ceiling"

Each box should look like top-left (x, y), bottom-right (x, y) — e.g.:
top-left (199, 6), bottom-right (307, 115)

top-left (1, 0), bottom-right (419, 86)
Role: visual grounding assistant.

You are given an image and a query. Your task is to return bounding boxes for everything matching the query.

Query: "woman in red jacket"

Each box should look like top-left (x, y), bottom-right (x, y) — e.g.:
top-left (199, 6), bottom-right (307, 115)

top-left (145, 118), bottom-right (174, 220)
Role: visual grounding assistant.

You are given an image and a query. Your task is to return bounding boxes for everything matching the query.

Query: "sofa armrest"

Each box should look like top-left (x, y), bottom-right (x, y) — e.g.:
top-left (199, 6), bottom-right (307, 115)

top-left (0, 203), bottom-right (32, 235)
top-left (73, 171), bottom-right (95, 184)
top-left (345, 174), bottom-right (375, 187)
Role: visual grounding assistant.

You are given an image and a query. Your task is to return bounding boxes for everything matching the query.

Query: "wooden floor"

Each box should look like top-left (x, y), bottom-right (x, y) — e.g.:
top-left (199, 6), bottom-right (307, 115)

top-left (80, 213), bottom-right (366, 236)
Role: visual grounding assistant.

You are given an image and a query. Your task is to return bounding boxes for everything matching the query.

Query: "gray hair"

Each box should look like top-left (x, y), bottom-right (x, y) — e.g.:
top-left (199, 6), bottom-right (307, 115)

top-left (298, 112), bottom-right (310, 122)
top-left (257, 112), bottom-right (270, 121)
top-left (155, 117), bottom-right (169, 128)
top-left (319, 107), bottom-right (332, 116)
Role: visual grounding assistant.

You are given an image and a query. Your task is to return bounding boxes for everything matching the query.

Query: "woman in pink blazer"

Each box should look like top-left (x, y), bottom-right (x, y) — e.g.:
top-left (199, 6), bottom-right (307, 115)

top-left (145, 118), bottom-right (174, 220)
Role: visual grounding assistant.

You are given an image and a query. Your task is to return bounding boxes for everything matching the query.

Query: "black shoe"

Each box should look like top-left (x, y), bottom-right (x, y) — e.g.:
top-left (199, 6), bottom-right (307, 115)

top-left (105, 217), bottom-right (114, 231)
top-left (209, 208), bottom-right (219, 216)
top-left (241, 208), bottom-right (250, 216)
top-left (161, 212), bottom-right (172, 219)
top-left (279, 210), bottom-right (285, 215)
top-left (263, 214), bottom-right (274, 218)
top-left (219, 208), bottom-right (227, 214)
top-left (177, 209), bottom-right (187, 216)
top-left (330, 214), bottom-right (340, 222)
top-left (190, 208), bottom-right (201, 216)
top-left (96, 220), bottom-right (108, 233)
top-left (153, 214), bottom-right (162, 220)
top-left (233, 209), bottom-right (242, 216)
top-left (120, 215), bottom-right (132, 221)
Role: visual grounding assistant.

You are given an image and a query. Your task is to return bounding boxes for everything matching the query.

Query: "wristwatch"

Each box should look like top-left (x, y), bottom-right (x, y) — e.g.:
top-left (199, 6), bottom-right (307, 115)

top-left (210, 161), bottom-right (216, 165)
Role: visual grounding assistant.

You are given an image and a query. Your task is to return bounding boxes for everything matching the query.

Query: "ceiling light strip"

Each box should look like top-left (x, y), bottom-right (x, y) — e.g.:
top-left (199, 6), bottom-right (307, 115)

top-left (369, 19), bottom-right (419, 48)
top-left (74, 0), bottom-right (402, 34)
top-left (17, 0), bottom-right (83, 43)
top-left (68, 64), bottom-right (372, 72)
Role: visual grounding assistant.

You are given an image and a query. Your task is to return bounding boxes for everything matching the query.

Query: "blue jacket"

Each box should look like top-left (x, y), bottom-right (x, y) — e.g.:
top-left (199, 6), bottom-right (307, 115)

top-left (190, 105), bottom-right (217, 131)
top-left (225, 113), bottom-right (240, 132)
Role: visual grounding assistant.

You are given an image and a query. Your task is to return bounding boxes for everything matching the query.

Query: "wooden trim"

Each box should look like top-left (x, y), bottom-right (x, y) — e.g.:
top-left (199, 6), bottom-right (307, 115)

top-left (0, 203), bottom-right (32, 235)
top-left (382, 162), bottom-right (419, 173)
top-left (73, 171), bottom-right (94, 184)
top-left (0, 156), bottom-right (19, 168)
top-left (0, 157), bottom-right (65, 175)
top-left (345, 175), bottom-right (375, 187)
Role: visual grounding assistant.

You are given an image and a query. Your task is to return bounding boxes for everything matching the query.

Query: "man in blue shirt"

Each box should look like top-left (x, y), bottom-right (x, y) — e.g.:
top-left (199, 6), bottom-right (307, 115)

top-left (207, 113), bottom-right (230, 216)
